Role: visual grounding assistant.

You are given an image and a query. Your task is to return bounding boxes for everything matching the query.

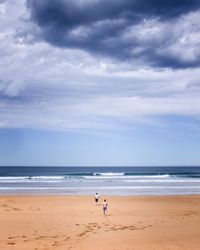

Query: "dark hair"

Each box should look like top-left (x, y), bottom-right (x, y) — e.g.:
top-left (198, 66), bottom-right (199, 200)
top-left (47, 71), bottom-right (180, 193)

top-left (104, 199), bottom-right (106, 202)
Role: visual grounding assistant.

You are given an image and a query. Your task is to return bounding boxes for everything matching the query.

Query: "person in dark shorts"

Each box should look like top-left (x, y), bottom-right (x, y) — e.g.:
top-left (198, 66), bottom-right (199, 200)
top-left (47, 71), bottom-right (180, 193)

top-left (94, 193), bottom-right (99, 205)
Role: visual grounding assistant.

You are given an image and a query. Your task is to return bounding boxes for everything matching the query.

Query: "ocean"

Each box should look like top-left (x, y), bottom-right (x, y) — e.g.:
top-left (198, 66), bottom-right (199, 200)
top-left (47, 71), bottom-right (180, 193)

top-left (0, 166), bottom-right (200, 195)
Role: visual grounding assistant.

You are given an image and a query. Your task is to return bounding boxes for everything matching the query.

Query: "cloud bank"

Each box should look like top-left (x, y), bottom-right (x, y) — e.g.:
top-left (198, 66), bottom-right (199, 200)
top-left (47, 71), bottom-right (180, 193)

top-left (27, 0), bottom-right (200, 69)
top-left (0, 0), bottom-right (200, 133)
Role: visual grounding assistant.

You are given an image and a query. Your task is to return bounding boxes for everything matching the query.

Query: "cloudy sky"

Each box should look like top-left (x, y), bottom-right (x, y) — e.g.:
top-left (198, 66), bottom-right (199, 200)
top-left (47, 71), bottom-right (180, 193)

top-left (0, 0), bottom-right (200, 166)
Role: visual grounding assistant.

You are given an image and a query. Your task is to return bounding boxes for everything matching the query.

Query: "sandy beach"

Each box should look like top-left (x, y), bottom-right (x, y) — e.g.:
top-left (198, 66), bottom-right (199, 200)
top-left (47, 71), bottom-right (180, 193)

top-left (0, 195), bottom-right (200, 250)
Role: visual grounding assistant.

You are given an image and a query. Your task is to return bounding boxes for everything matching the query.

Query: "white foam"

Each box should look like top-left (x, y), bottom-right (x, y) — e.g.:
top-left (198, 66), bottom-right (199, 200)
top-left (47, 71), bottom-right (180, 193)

top-left (83, 174), bottom-right (171, 179)
top-left (0, 176), bottom-right (30, 180)
top-left (0, 186), bottom-right (200, 190)
top-left (30, 176), bottom-right (65, 180)
top-left (125, 179), bottom-right (200, 183)
top-left (93, 172), bottom-right (125, 176)
top-left (0, 176), bottom-right (66, 183)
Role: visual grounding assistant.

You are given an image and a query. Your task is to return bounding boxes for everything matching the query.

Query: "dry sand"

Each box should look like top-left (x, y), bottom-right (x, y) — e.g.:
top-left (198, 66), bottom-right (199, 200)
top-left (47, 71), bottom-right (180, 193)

top-left (0, 195), bottom-right (200, 250)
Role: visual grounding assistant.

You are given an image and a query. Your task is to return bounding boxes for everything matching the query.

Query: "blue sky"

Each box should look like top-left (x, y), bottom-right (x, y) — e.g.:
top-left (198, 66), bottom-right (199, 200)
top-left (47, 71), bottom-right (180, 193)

top-left (0, 0), bottom-right (200, 166)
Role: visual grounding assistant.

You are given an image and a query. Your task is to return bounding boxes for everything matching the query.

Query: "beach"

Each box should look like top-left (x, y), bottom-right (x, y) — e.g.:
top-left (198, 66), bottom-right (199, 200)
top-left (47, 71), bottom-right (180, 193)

top-left (0, 195), bottom-right (200, 250)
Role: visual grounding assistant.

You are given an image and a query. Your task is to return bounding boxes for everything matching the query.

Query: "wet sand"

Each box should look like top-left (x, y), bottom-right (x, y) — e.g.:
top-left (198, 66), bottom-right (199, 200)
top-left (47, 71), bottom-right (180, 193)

top-left (0, 195), bottom-right (200, 250)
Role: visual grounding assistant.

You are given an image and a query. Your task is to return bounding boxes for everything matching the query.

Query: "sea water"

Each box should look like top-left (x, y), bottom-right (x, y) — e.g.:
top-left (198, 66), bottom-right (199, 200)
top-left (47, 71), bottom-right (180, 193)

top-left (0, 166), bottom-right (200, 195)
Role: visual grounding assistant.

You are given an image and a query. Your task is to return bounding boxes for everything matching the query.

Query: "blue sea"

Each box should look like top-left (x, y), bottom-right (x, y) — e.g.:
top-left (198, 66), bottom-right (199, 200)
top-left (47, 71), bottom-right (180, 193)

top-left (0, 166), bottom-right (200, 195)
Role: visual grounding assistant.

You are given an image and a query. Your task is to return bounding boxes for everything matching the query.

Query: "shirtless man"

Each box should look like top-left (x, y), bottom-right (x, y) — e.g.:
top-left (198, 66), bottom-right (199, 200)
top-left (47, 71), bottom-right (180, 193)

top-left (102, 199), bottom-right (108, 215)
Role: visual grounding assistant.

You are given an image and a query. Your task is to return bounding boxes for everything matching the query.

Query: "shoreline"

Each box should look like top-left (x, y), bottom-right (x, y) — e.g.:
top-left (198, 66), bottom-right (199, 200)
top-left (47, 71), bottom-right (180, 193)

top-left (0, 193), bottom-right (200, 196)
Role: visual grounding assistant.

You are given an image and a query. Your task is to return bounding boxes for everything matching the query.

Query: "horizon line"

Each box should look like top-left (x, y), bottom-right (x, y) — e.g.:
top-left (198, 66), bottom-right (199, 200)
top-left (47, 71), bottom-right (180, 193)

top-left (0, 165), bottom-right (200, 168)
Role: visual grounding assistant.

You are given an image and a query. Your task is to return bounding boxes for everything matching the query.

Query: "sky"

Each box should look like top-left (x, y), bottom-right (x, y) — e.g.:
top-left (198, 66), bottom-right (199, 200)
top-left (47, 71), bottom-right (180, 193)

top-left (0, 0), bottom-right (200, 166)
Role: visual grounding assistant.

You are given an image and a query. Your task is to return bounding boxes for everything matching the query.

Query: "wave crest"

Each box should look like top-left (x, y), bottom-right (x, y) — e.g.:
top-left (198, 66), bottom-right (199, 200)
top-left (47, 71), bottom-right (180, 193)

top-left (93, 172), bottom-right (125, 176)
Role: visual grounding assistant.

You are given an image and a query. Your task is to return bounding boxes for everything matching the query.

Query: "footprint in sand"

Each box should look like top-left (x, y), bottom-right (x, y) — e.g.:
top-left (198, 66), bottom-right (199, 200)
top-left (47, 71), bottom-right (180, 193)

top-left (12, 207), bottom-right (21, 211)
top-left (7, 242), bottom-right (15, 245)
top-left (52, 235), bottom-right (58, 239)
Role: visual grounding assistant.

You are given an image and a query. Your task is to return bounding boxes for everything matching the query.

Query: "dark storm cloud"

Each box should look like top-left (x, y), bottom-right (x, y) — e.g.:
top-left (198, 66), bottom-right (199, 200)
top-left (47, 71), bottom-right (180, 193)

top-left (26, 0), bottom-right (200, 68)
top-left (27, 0), bottom-right (200, 26)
